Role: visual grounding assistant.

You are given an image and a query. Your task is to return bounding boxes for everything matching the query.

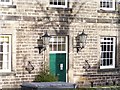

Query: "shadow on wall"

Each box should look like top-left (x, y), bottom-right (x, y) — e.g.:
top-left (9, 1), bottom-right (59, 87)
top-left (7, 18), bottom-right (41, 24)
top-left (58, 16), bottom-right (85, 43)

top-left (73, 4), bottom-right (120, 87)
top-left (25, 0), bottom-right (120, 87)
top-left (30, 0), bottom-right (88, 79)
top-left (75, 59), bottom-right (120, 88)
top-left (32, 0), bottom-right (87, 36)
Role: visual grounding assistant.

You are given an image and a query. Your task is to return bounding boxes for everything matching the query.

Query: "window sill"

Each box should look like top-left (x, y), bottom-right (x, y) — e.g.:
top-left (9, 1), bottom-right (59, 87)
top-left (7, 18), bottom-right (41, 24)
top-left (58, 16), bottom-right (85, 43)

top-left (0, 71), bottom-right (16, 76)
top-left (49, 5), bottom-right (68, 8)
top-left (97, 68), bottom-right (119, 72)
top-left (0, 4), bottom-right (16, 8)
top-left (46, 7), bottom-right (72, 12)
top-left (97, 9), bottom-right (118, 13)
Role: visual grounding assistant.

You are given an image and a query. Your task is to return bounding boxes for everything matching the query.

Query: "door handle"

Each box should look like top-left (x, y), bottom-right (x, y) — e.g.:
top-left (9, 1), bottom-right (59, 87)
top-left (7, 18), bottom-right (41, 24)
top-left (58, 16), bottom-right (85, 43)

top-left (60, 63), bottom-right (63, 70)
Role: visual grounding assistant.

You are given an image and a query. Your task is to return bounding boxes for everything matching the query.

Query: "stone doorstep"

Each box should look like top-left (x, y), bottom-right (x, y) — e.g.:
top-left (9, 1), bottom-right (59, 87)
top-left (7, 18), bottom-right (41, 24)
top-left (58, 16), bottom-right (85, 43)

top-left (21, 82), bottom-right (76, 89)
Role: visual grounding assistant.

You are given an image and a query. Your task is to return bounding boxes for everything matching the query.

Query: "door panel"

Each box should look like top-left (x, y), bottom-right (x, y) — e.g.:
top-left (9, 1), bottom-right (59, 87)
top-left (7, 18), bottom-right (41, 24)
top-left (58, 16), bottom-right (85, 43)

top-left (49, 54), bottom-right (56, 76)
top-left (49, 53), bottom-right (66, 82)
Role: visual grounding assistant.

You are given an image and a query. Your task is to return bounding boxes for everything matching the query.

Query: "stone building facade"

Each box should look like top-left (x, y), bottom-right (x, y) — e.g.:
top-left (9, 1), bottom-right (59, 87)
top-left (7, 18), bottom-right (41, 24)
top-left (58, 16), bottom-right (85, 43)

top-left (0, 0), bottom-right (120, 89)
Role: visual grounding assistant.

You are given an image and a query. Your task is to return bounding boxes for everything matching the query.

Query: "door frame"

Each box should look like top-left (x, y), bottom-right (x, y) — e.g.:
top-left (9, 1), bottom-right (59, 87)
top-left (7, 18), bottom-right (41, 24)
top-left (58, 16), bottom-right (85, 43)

top-left (49, 36), bottom-right (68, 82)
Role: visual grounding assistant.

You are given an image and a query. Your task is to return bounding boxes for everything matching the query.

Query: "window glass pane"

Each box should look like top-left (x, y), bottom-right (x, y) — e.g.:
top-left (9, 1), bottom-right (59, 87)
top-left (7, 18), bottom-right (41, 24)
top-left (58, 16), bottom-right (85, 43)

top-left (101, 45), bottom-right (103, 51)
top-left (58, 44), bottom-right (61, 51)
top-left (54, 0), bottom-right (57, 5)
top-left (53, 44), bottom-right (57, 51)
top-left (107, 59), bottom-right (109, 66)
top-left (103, 52), bottom-right (106, 58)
top-left (101, 53), bottom-right (103, 58)
top-left (62, 44), bottom-right (65, 51)
top-left (100, 2), bottom-right (102, 7)
top-left (103, 45), bottom-right (106, 51)
top-left (103, 2), bottom-right (106, 7)
top-left (54, 37), bottom-right (57, 42)
top-left (110, 59), bottom-right (113, 65)
top-left (0, 54), bottom-right (3, 61)
top-left (62, 0), bottom-right (65, 5)
top-left (58, 0), bottom-right (61, 5)
top-left (0, 45), bottom-right (3, 52)
top-left (6, 0), bottom-right (9, 2)
top-left (58, 37), bottom-right (61, 42)
top-left (7, 45), bottom-right (9, 52)
top-left (0, 62), bottom-right (2, 69)
top-left (106, 52), bottom-right (109, 58)
top-left (101, 60), bottom-right (103, 66)
top-left (107, 45), bottom-right (110, 51)
top-left (103, 59), bottom-right (106, 66)
top-left (4, 36), bottom-right (9, 42)
top-left (50, 0), bottom-right (66, 6)
top-left (110, 52), bottom-right (112, 58)
top-left (111, 45), bottom-right (113, 51)
top-left (49, 44), bottom-right (52, 51)
top-left (100, 37), bottom-right (115, 68)
top-left (0, 38), bottom-right (3, 42)
top-left (110, 2), bottom-right (112, 8)
top-left (62, 37), bottom-right (65, 43)
top-left (103, 42), bottom-right (106, 44)
top-left (107, 42), bottom-right (110, 44)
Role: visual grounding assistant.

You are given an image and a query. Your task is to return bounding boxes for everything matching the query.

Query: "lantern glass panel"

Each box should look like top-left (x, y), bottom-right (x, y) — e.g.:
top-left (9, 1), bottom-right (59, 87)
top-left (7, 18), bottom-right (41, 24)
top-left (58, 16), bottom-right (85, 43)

top-left (42, 32), bottom-right (50, 46)
top-left (79, 34), bottom-right (87, 43)
top-left (43, 37), bottom-right (50, 45)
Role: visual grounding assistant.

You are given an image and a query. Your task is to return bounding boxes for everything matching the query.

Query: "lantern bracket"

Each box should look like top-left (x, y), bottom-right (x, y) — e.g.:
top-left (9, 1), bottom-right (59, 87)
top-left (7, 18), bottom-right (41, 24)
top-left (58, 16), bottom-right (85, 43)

top-left (73, 46), bottom-right (84, 53)
top-left (35, 45), bottom-right (46, 53)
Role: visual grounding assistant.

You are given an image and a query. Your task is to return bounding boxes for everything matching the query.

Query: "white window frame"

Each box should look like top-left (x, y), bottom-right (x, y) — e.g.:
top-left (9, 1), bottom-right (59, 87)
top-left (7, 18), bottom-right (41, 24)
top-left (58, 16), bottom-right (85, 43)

top-left (100, 0), bottom-right (115, 11)
top-left (49, 36), bottom-right (67, 53)
top-left (49, 0), bottom-right (68, 8)
top-left (0, 0), bottom-right (12, 5)
top-left (0, 35), bottom-right (11, 72)
top-left (100, 37), bottom-right (116, 69)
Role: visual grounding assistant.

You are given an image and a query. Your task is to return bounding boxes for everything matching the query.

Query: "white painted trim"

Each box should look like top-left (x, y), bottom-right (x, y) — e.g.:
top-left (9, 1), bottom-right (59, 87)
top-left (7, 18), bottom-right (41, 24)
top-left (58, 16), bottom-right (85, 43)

top-left (100, 66), bottom-right (115, 69)
top-left (0, 0), bottom-right (12, 5)
top-left (49, 5), bottom-right (67, 8)
top-left (49, 51), bottom-right (67, 53)
top-left (100, 0), bottom-right (115, 11)
top-left (49, 0), bottom-right (68, 8)
top-left (0, 35), bottom-right (11, 72)
top-left (112, 37), bottom-right (116, 68)
top-left (65, 36), bottom-right (68, 82)
top-left (100, 37), bottom-right (116, 69)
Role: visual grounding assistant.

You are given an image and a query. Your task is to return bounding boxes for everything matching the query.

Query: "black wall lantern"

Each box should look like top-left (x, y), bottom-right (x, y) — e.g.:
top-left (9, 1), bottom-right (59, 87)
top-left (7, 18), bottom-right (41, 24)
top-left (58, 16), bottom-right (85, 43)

top-left (74, 30), bottom-right (87, 53)
top-left (36, 31), bottom-right (51, 53)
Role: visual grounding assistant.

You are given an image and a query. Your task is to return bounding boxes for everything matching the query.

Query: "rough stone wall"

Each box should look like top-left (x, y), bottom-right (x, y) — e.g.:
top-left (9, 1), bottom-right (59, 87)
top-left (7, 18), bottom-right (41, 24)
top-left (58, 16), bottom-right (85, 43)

top-left (70, 1), bottom-right (120, 87)
top-left (0, 0), bottom-right (46, 89)
top-left (0, 0), bottom-right (119, 89)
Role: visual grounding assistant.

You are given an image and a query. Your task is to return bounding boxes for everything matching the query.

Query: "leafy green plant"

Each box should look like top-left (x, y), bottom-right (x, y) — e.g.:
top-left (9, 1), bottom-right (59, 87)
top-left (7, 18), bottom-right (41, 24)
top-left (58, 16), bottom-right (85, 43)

top-left (34, 69), bottom-right (58, 82)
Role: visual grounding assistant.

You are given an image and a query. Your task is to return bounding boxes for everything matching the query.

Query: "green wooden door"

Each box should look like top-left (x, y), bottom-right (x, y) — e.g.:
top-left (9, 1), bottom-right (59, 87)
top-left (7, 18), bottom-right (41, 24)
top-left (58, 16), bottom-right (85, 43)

top-left (50, 53), bottom-right (66, 82)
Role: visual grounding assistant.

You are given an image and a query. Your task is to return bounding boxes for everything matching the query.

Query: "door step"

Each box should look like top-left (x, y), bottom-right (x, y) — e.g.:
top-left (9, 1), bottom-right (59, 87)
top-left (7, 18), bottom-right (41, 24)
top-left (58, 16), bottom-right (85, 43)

top-left (21, 82), bottom-right (76, 90)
